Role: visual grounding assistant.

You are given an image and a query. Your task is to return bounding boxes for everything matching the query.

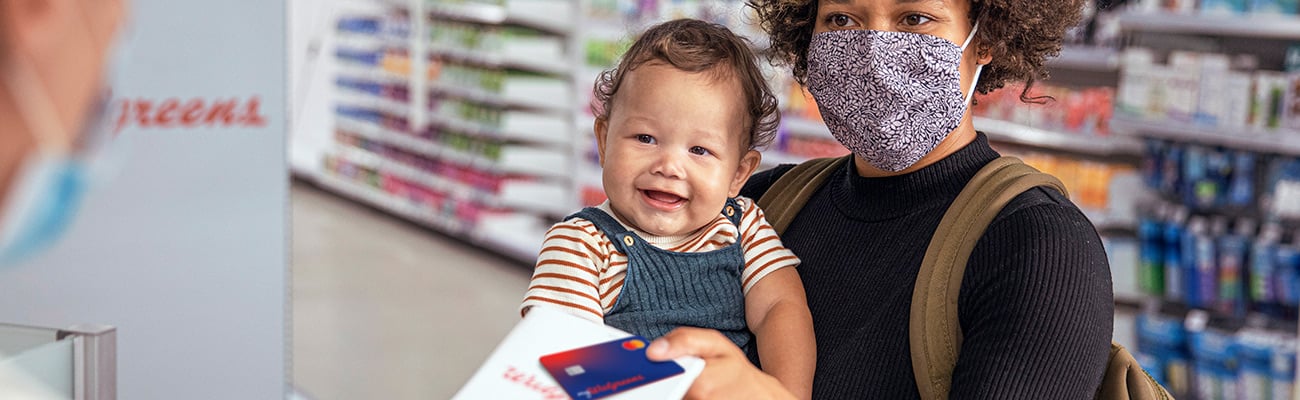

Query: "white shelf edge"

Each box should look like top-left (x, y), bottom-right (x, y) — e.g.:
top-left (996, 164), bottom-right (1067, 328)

top-left (335, 89), bottom-right (412, 117)
top-left (429, 82), bottom-right (571, 113)
top-left (426, 113), bottom-right (571, 146)
top-left (1111, 115), bottom-right (1300, 156)
top-left (430, 45), bottom-right (572, 76)
top-left (427, 2), bottom-right (572, 36)
top-left (334, 61), bottom-right (410, 85)
top-left (1047, 46), bottom-right (1120, 72)
top-left (782, 116), bottom-right (833, 140)
top-left (333, 145), bottom-right (570, 216)
top-left (316, 171), bottom-right (471, 235)
top-left (336, 114), bottom-right (571, 179)
top-left (1117, 11), bottom-right (1300, 40)
top-left (974, 117), bottom-right (1144, 157)
top-left (760, 150), bottom-right (811, 167)
top-left (314, 172), bottom-right (539, 264)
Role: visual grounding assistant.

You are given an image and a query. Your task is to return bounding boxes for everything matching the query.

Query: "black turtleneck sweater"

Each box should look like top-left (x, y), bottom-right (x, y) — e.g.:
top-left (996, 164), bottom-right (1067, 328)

top-left (742, 134), bottom-right (1114, 399)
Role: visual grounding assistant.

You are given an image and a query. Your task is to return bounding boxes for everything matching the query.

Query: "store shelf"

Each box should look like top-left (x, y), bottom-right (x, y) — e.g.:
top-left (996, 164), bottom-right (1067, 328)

top-left (1081, 207), bottom-right (1138, 233)
top-left (428, 112), bottom-right (571, 145)
top-left (1117, 12), bottom-right (1300, 40)
top-left (334, 145), bottom-right (571, 216)
top-left (334, 31), bottom-right (405, 51)
top-left (1111, 115), bottom-right (1300, 156)
top-left (427, 1), bottom-right (572, 35)
top-left (760, 150), bottom-right (810, 167)
top-left (429, 81), bottom-right (572, 113)
top-left (782, 116), bottom-right (833, 140)
top-left (975, 117), bottom-right (1143, 157)
top-left (313, 171), bottom-right (541, 263)
top-left (336, 61), bottom-right (409, 86)
top-left (338, 115), bottom-right (571, 178)
top-left (428, 44), bottom-right (572, 76)
top-left (335, 89), bottom-right (411, 117)
top-left (317, 169), bottom-right (471, 234)
top-left (1047, 46), bottom-right (1120, 72)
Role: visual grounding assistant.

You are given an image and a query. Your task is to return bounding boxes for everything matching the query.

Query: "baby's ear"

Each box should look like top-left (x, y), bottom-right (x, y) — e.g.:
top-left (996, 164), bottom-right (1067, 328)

top-left (594, 118), bottom-right (609, 166)
top-left (729, 149), bottom-right (762, 197)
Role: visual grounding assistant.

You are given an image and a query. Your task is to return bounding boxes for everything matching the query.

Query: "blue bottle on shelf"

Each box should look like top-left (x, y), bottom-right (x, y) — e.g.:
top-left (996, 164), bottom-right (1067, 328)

top-left (1139, 203), bottom-right (1167, 295)
top-left (1217, 218), bottom-right (1252, 318)
top-left (1166, 206), bottom-right (1190, 302)
top-left (1183, 146), bottom-right (1209, 209)
top-left (1276, 236), bottom-right (1300, 311)
top-left (1162, 143), bottom-right (1184, 198)
top-left (1234, 329), bottom-right (1275, 400)
top-left (1185, 216), bottom-right (1215, 309)
top-left (1227, 151), bottom-right (1257, 209)
top-left (1191, 324), bottom-right (1240, 400)
top-left (1251, 223), bottom-right (1284, 317)
top-left (1273, 336), bottom-right (1298, 400)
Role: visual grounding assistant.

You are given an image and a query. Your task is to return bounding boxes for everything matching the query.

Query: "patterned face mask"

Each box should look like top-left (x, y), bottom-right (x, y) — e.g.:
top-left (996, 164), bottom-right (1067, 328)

top-left (806, 24), bottom-right (982, 172)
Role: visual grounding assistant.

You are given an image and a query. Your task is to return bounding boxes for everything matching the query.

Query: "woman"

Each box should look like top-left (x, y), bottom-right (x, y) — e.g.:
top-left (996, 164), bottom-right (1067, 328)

top-left (646, 0), bottom-right (1114, 398)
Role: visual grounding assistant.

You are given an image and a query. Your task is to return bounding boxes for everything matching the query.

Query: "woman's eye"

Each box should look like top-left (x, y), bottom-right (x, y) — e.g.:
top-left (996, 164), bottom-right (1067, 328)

top-left (635, 134), bottom-right (655, 144)
top-left (828, 14), bottom-right (856, 28)
top-left (689, 146), bottom-right (711, 156)
top-left (902, 14), bottom-right (933, 26)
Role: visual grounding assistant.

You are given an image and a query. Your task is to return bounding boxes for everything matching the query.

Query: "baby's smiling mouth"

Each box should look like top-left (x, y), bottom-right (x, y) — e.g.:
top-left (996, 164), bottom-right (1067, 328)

top-left (640, 189), bottom-right (686, 210)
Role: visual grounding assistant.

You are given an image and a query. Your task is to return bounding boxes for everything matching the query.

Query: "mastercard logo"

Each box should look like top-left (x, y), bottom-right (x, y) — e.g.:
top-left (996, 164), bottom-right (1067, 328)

top-left (622, 339), bottom-right (646, 351)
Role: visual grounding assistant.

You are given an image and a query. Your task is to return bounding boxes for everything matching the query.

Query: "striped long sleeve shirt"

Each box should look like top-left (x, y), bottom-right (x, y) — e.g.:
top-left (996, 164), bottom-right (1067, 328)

top-left (520, 196), bottom-right (800, 322)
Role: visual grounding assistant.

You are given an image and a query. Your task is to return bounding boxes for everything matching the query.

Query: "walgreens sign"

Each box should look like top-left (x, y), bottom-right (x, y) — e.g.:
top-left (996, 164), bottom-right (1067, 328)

top-left (114, 95), bottom-right (268, 134)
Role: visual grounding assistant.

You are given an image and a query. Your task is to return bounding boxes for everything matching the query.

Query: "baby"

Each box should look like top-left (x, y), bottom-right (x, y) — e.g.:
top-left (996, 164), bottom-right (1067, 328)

top-left (520, 19), bottom-right (814, 398)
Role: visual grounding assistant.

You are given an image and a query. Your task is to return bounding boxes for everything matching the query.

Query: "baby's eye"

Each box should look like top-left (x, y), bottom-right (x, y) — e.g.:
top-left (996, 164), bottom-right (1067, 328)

top-left (902, 14), bottom-right (933, 27)
top-left (827, 13), bottom-right (857, 29)
top-left (635, 134), bottom-right (655, 144)
top-left (689, 146), bottom-right (712, 156)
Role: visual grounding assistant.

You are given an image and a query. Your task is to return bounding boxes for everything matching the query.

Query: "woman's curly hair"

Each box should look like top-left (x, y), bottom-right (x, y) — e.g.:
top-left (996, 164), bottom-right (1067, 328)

top-left (746, 0), bottom-right (1085, 103)
top-left (592, 19), bottom-right (781, 150)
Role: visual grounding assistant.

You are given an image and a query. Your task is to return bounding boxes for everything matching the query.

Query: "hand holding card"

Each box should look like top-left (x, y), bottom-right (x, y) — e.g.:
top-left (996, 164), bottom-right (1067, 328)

top-left (540, 337), bottom-right (685, 399)
top-left (451, 306), bottom-right (703, 400)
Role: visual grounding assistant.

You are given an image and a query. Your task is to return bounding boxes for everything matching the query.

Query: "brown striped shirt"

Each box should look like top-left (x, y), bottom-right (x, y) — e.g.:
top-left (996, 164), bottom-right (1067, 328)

top-left (520, 197), bottom-right (800, 322)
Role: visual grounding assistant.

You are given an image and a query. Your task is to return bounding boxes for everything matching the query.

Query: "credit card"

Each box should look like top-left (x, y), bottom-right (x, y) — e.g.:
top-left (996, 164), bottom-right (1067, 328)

top-left (538, 336), bottom-right (685, 399)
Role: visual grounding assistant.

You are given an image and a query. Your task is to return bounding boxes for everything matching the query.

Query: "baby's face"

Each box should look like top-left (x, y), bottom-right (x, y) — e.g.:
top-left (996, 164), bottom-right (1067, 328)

top-left (595, 62), bottom-right (760, 237)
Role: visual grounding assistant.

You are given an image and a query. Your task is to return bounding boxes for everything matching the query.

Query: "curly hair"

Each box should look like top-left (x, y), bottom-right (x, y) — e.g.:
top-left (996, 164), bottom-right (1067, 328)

top-left (746, 0), bottom-right (1084, 103)
top-left (591, 19), bottom-right (781, 150)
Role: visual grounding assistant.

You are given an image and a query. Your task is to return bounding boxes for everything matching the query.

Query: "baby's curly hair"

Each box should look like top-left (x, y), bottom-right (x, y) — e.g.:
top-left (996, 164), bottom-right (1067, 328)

top-left (592, 19), bottom-right (780, 150)
top-left (746, 0), bottom-right (1084, 103)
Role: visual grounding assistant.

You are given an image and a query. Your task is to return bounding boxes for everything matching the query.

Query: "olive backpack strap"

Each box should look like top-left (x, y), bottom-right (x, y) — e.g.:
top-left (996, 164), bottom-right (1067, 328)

top-left (756, 155), bottom-right (853, 235)
top-left (909, 157), bottom-right (1068, 400)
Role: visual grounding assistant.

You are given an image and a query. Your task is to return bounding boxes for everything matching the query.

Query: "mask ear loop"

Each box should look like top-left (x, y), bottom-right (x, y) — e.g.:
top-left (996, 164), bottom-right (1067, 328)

top-left (959, 22), bottom-right (983, 104)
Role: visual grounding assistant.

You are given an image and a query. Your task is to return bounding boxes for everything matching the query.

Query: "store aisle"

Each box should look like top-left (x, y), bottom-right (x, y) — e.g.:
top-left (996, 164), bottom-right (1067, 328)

top-left (291, 181), bottom-right (532, 400)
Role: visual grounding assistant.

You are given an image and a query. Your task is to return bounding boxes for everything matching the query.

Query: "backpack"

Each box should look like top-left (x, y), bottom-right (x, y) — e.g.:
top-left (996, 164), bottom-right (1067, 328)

top-left (756, 155), bottom-right (1171, 400)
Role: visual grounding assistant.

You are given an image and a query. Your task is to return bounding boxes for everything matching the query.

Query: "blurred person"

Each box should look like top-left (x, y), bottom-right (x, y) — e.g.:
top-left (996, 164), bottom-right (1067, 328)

top-left (0, 0), bottom-right (127, 264)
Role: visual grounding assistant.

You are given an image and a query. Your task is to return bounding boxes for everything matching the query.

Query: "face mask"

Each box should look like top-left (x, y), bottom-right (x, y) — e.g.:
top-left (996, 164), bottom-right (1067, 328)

top-left (0, 10), bottom-right (123, 266)
top-left (806, 24), bottom-right (983, 172)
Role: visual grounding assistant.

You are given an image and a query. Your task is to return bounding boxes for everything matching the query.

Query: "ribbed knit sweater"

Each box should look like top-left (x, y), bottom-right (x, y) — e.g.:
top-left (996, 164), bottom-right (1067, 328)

top-left (741, 134), bottom-right (1114, 399)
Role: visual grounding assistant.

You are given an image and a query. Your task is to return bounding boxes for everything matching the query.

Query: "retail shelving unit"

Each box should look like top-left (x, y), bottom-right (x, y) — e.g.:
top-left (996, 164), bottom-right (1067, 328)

top-left (1110, 8), bottom-right (1300, 399)
top-left (312, 0), bottom-right (579, 263)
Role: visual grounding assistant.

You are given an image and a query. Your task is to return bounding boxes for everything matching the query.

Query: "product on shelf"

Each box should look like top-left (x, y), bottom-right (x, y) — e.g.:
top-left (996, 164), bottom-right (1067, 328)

top-left (1119, 47), bottom-right (1300, 135)
top-left (1130, 0), bottom-right (1299, 14)
top-left (1144, 139), bottom-right (1300, 220)
top-left (1137, 305), bottom-right (1299, 400)
top-left (972, 82), bottom-right (1116, 137)
top-left (995, 148), bottom-right (1134, 212)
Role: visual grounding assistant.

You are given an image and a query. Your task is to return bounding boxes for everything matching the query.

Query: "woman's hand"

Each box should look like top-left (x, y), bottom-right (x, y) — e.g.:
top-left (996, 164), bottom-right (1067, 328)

top-left (646, 327), bottom-right (797, 400)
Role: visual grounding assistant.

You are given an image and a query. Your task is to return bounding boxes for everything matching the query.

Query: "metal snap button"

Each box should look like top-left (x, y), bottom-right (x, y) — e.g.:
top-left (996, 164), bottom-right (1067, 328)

top-left (623, 236), bottom-right (635, 246)
top-left (726, 206), bottom-right (735, 217)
